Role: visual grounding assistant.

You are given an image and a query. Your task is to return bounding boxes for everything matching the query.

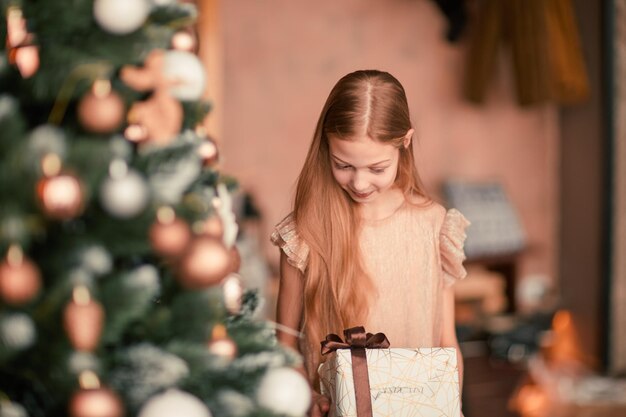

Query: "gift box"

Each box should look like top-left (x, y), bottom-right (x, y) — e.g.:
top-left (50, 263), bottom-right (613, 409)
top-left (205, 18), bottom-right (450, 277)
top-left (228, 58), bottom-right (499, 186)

top-left (318, 328), bottom-right (460, 417)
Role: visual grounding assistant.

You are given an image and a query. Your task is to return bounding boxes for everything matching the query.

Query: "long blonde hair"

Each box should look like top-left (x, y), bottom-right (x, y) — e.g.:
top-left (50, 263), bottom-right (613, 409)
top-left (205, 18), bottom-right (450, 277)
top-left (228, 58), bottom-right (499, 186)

top-left (293, 70), bottom-right (428, 378)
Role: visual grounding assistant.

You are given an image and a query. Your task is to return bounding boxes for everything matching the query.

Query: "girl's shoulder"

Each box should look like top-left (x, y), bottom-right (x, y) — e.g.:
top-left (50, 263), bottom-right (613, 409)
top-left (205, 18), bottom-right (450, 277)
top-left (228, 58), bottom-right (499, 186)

top-left (404, 193), bottom-right (447, 222)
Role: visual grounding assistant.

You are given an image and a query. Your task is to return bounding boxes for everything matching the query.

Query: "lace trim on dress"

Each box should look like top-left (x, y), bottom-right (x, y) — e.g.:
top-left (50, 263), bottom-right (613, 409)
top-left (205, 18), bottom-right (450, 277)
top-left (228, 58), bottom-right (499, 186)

top-left (270, 213), bottom-right (309, 273)
top-left (440, 208), bottom-right (471, 287)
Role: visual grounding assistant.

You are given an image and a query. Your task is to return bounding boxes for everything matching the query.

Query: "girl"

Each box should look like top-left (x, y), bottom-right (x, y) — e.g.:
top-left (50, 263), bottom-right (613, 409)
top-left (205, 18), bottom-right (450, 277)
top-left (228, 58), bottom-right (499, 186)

top-left (271, 70), bottom-right (469, 416)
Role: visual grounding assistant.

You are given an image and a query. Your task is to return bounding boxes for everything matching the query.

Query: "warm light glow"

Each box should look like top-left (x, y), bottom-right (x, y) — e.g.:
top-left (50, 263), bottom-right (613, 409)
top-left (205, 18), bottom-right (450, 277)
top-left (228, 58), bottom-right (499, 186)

top-left (6, 244), bottom-right (23, 266)
top-left (41, 153), bottom-right (62, 177)
top-left (197, 141), bottom-right (218, 160)
top-left (79, 370), bottom-right (101, 389)
top-left (6, 6), bottom-right (26, 47)
top-left (211, 323), bottom-right (227, 340)
top-left (552, 310), bottom-right (572, 332)
top-left (156, 206), bottom-right (175, 224)
top-left (512, 383), bottom-right (550, 417)
top-left (72, 285), bottom-right (91, 305)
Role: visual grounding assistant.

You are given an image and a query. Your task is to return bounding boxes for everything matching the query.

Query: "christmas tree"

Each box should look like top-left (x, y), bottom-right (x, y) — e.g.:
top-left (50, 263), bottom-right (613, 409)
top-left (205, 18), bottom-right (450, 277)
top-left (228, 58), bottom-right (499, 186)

top-left (0, 1), bottom-right (310, 416)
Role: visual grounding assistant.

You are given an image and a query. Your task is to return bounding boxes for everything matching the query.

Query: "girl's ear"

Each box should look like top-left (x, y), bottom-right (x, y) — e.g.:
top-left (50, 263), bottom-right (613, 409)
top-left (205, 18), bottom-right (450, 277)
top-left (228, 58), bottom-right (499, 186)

top-left (403, 128), bottom-right (414, 149)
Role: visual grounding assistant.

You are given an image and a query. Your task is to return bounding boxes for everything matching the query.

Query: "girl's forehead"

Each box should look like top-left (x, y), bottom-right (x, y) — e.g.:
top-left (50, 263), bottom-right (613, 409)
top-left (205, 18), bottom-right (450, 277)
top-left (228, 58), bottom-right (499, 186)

top-left (328, 135), bottom-right (397, 164)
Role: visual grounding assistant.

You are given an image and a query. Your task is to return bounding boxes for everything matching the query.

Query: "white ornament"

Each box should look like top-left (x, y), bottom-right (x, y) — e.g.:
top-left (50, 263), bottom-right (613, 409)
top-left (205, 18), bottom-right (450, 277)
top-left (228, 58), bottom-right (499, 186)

top-left (81, 245), bottom-right (112, 276)
top-left (138, 389), bottom-right (211, 417)
top-left (100, 160), bottom-right (149, 218)
top-left (0, 313), bottom-right (36, 350)
top-left (93, 0), bottom-right (150, 35)
top-left (163, 50), bottom-right (206, 101)
top-left (0, 400), bottom-right (28, 417)
top-left (256, 367), bottom-right (311, 416)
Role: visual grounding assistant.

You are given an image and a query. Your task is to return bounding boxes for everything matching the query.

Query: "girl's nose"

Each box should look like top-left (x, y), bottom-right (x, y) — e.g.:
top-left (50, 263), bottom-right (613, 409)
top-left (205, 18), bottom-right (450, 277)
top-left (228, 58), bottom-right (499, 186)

top-left (351, 171), bottom-right (369, 192)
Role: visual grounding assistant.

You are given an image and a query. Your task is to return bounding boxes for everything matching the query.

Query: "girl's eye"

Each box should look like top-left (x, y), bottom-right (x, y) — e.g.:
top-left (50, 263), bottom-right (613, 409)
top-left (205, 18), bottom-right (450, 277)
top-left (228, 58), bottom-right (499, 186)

top-left (370, 168), bottom-right (386, 174)
top-left (335, 164), bottom-right (351, 170)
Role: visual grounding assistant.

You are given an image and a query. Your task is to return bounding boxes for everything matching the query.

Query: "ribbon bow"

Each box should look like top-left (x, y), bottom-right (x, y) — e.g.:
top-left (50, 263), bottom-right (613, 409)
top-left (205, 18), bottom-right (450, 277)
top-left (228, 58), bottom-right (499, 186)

top-left (321, 326), bottom-right (390, 355)
top-left (320, 326), bottom-right (390, 417)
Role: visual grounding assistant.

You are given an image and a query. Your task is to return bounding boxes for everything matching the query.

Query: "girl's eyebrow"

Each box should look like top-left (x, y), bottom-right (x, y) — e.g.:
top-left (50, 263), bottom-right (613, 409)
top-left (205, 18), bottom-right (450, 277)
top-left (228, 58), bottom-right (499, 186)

top-left (331, 155), bottom-right (391, 167)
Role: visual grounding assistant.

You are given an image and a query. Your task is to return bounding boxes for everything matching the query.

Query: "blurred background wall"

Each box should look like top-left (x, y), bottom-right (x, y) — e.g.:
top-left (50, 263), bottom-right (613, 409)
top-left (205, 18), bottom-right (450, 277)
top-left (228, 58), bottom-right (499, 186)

top-left (213, 0), bottom-right (560, 291)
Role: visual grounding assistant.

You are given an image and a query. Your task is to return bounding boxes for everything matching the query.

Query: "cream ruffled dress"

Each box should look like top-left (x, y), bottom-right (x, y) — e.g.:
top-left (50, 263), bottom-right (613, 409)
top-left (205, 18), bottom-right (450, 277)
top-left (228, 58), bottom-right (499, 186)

top-left (271, 200), bottom-right (470, 349)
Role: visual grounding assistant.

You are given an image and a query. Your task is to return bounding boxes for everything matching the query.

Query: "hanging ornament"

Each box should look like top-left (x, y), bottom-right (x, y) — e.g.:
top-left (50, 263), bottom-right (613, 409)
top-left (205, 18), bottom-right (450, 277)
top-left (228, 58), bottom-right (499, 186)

top-left (99, 159), bottom-right (149, 218)
top-left (171, 28), bottom-right (198, 53)
top-left (0, 245), bottom-right (41, 305)
top-left (69, 371), bottom-right (124, 417)
top-left (214, 183), bottom-right (238, 248)
top-left (207, 324), bottom-right (237, 360)
top-left (93, 0), bottom-right (150, 35)
top-left (222, 273), bottom-right (243, 314)
top-left (36, 154), bottom-right (84, 220)
top-left (177, 236), bottom-right (230, 289)
top-left (121, 50), bottom-right (183, 146)
top-left (149, 207), bottom-right (192, 258)
top-left (63, 286), bottom-right (104, 352)
top-left (138, 389), bottom-right (212, 417)
top-left (5, 6), bottom-right (40, 78)
top-left (77, 79), bottom-right (125, 134)
top-left (162, 50), bottom-right (206, 101)
top-left (0, 312), bottom-right (36, 351)
top-left (256, 367), bottom-right (311, 417)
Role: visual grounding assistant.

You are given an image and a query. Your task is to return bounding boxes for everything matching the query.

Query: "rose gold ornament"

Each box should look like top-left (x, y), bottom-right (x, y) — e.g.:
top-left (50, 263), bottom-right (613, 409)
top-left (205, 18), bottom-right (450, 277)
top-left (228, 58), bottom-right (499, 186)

top-left (0, 245), bottom-right (41, 305)
top-left (36, 154), bottom-right (84, 220)
top-left (178, 236), bottom-right (231, 288)
top-left (77, 80), bottom-right (125, 134)
top-left (149, 207), bottom-right (192, 258)
top-left (69, 371), bottom-right (124, 417)
top-left (207, 324), bottom-right (237, 359)
top-left (63, 286), bottom-right (104, 352)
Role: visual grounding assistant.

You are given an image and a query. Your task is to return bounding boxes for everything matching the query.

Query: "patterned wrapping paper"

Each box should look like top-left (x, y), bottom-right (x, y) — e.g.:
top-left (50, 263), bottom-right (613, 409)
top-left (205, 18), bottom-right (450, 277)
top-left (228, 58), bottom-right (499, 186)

top-left (319, 348), bottom-right (460, 417)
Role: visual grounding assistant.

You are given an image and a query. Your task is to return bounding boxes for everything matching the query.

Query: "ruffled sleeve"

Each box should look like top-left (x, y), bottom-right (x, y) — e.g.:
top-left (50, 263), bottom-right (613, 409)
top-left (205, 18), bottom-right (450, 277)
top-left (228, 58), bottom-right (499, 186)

top-left (270, 213), bottom-right (310, 274)
top-left (440, 209), bottom-right (471, 287)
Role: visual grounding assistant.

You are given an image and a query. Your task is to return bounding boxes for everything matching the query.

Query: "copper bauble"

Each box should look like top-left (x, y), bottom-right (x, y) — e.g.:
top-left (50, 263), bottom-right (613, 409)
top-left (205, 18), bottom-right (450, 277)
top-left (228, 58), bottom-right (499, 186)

top-left (37, 174), bottom-right (84, 220)
top-left (69, 372), bottom-right (124, 417)
top-left (77, 81), bottom-right (125, 134)
top-left (63, 286), bottom-right (104, 351)
top-left (178, 236), bottom-right (231, 288)
top-left (0, 246), bottom-right (41, 305)
top-left (149, 209), bottom-right (192, 258)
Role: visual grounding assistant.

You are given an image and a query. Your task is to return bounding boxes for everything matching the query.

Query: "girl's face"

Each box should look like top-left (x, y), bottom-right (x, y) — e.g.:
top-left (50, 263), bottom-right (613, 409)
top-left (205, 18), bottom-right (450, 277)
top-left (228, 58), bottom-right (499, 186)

top-left (328, 134), bottom-right (401, 205)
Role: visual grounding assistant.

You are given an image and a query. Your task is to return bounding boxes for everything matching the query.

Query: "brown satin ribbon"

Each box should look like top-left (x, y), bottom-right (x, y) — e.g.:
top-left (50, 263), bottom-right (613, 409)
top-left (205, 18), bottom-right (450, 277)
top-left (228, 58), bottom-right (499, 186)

top-left (321, 326), bottom-right (390, 417)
